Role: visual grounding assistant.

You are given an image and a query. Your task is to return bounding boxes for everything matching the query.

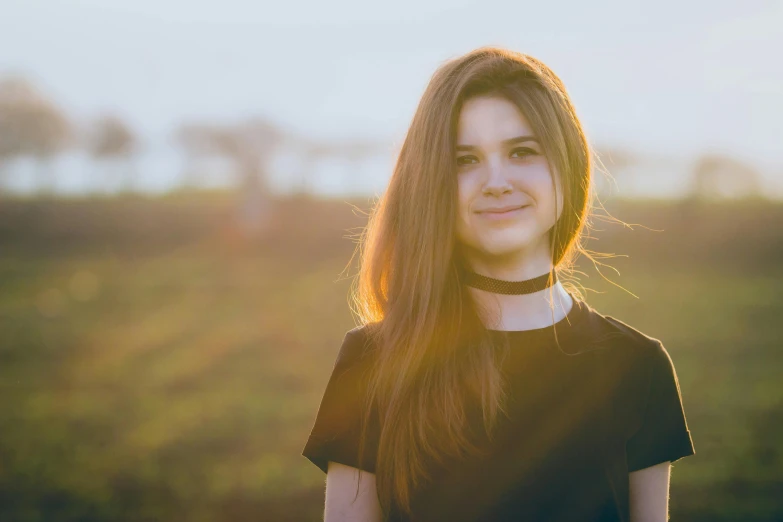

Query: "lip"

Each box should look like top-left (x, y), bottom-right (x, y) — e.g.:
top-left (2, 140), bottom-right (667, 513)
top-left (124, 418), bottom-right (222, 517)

top-left (478, 205), bottom-right (530, 221)
top-left (476, 204), bottom-right (530, 221)
top-left (477, 204), bottom-right (530, 214)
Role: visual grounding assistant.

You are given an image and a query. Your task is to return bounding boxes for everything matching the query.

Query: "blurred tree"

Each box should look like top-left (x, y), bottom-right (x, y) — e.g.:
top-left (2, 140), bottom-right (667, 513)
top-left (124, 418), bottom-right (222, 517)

top-left (294, 137), bottom-right (386, 196)
top-left (223, 118), bottom-right (284, 236)
top-left (689, 154), bottom-right (763, 200)
top-left (86, 115), bottom-right (137, 194)
top-left (175, 123), bottom-right (224, 190)
top-left (0, 76), bottom-right (71, 195)
top-left (297, 139), bottom-right (333, 196)
top-left (174, 118), bottom-right (283, 236)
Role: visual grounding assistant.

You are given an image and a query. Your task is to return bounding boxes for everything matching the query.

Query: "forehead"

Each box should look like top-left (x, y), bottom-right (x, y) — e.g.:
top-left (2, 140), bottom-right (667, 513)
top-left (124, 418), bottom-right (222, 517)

top-left (456, 96), bottom-right (534, 145)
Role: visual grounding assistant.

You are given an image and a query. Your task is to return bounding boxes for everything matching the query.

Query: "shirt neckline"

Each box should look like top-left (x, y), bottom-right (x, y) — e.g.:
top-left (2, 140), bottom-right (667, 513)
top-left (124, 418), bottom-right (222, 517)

top-left (486, 293), bottom-right (589, 347)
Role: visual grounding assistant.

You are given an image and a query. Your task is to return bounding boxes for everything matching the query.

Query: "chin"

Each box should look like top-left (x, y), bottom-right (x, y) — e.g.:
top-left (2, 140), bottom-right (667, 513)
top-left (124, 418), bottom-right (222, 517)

top-left (458, 221), bottom-right (551, 258)
top-left (479, 242), bottom-right (533, 258)
top-left (473, 236), bottom-right (539, 257)
top-left (485, 225), bottom-right (540, 248)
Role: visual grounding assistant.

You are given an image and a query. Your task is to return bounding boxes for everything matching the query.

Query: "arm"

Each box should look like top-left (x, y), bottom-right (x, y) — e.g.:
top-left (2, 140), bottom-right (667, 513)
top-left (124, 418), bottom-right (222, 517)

top-left (629, 461), bottom-right (671, 522)
top-left (325, 461), bottom-right (382, 522)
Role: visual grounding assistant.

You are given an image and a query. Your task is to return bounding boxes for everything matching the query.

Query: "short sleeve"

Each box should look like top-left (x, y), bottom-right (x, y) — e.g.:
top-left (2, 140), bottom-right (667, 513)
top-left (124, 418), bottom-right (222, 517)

top-left (625, 341), bottom-right (695, 472)
top-left (301, 326), bottom-right (380, 474)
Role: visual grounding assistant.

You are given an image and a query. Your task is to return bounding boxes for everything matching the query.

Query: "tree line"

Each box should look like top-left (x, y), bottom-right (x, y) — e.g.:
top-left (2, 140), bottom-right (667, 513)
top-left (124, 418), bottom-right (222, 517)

top-left (0, 75), bottom-right (770, 204)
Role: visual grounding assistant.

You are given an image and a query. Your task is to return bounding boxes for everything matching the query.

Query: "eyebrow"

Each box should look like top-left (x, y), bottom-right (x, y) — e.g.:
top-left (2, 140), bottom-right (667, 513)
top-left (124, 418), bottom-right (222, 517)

top-left (456, 135), bottom-right (539, 152)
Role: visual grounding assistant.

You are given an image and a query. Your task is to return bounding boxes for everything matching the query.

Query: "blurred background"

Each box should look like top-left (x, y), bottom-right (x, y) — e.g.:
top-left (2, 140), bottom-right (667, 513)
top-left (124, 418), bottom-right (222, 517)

top-left (1, 1), bottom-right (781, 521)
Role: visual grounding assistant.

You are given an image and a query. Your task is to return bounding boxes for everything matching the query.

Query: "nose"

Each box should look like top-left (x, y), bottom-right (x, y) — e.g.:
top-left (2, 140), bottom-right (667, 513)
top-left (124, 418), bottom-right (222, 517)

top-left (482, 158), bottom-right (513, 196)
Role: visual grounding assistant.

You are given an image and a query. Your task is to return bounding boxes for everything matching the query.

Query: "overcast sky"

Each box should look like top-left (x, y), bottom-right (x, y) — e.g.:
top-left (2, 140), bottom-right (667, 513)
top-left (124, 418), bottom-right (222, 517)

top-left (1, 0), bottom-right (782, 193)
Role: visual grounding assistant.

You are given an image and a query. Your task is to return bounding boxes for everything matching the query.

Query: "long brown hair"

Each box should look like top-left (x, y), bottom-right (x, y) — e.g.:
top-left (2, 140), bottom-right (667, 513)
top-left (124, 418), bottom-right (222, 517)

top-left (350, 46), bottom-right (593, 520)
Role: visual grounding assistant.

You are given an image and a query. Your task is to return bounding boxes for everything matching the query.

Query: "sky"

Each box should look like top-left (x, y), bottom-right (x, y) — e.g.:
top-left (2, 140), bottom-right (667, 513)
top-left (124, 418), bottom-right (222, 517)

top-left (1, 0), bottom-right (782, 195)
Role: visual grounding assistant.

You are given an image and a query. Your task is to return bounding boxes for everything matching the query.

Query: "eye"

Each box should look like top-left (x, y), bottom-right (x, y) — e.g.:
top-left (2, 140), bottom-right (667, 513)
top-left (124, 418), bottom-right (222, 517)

top-left (510, 147), bottom-right (538, 159)
top-left (456, 155), bottom-right (479, 166)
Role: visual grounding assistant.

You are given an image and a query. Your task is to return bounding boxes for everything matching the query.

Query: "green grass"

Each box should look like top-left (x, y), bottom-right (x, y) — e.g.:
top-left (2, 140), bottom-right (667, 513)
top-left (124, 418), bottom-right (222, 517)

top-left (0, 197), bottom-right (781, 521)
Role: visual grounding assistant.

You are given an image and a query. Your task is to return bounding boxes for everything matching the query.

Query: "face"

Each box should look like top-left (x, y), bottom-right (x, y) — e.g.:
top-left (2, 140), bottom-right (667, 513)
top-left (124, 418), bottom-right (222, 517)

top-left (454, 95), bottom-right (563, 265)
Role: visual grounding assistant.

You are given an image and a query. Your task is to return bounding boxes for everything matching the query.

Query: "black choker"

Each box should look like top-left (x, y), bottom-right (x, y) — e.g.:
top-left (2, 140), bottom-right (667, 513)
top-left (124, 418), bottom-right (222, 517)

top-left (462, 269), bottom-right (557, 295)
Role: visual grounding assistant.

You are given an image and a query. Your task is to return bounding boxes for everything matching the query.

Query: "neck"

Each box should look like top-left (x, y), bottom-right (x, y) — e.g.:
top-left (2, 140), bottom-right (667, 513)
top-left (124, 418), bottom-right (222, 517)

top-left (460, 244), bottom-right (573, 331)
top-left (468, 281), bottom-right (573, 331)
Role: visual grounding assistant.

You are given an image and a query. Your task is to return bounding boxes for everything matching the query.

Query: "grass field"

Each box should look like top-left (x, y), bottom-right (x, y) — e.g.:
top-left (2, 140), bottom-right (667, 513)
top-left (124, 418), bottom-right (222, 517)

top-left (0, 195), bottom-right (781, 521)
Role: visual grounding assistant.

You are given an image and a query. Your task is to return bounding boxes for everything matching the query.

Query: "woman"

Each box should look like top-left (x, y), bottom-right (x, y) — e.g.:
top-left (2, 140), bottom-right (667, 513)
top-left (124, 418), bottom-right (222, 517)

top-left (302, 46), bottom-right (695, 522)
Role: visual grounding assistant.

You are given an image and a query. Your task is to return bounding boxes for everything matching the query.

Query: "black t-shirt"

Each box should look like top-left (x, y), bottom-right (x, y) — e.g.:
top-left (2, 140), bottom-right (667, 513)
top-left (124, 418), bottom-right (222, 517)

top-left (302, 295), bottom-right (695, 522)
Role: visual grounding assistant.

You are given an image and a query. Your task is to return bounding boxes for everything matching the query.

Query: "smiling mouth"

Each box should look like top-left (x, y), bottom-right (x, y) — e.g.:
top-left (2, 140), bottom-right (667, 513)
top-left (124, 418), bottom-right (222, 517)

top-left (478, 205), bottom-right (531, 216)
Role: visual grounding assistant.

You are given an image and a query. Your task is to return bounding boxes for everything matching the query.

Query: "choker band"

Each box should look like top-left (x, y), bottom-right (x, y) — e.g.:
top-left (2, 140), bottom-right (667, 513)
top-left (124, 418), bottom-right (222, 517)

top-left (462, 269), bottom-right (557, 295)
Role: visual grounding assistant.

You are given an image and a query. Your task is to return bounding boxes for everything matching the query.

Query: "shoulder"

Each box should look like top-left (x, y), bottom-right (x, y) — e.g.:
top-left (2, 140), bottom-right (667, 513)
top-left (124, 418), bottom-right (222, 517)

top-left (579, 302), bottom-right (666, 362)
top-left (578, 306), bottom-right (687, 432)
top-left (580, 304), bottom-right (687, 401)
top-left (572, 303), bottom-right (679, 393)
top-left (333, 323), bottom-right (381, 372)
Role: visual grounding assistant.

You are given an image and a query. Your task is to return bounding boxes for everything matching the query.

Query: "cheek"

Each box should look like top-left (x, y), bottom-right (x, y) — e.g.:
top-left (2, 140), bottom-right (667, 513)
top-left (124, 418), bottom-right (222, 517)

top-left (525, 165), bottom-right (557, 201)
top-left (521, 165), bottom-right (563, 222)
top-left (456, 177), bottom-right (477, 219)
